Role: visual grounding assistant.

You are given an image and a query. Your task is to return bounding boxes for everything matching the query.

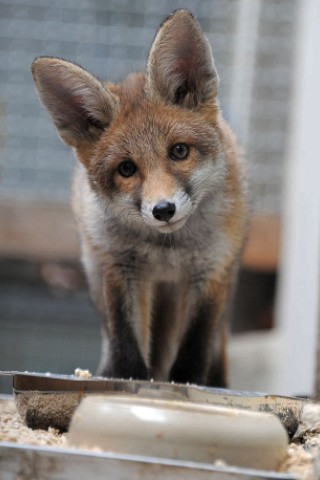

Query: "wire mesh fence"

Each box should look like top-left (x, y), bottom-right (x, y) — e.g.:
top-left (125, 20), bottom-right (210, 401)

top-left (0, 0), bottom-right (297, 212)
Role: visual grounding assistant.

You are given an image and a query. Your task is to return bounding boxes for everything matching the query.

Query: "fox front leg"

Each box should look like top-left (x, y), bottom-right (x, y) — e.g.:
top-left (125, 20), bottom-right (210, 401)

top-left (99, 266), bottom-right (150, 380)
top-left (170, 278), bottom-right (229, 387)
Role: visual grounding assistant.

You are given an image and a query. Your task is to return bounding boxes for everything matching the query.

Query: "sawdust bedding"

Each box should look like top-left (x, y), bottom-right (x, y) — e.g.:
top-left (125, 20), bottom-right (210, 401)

top-left (0, 398), bottom-right (67, 447)
top-left (0, 397), bottom-right (317, 479)
top-left (279, 441), bottom-right (315, 480)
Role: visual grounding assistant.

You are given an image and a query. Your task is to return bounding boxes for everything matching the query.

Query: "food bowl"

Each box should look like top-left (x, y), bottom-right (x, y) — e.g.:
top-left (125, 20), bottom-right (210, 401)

top-left (68, 394), bottom-right (289, 470)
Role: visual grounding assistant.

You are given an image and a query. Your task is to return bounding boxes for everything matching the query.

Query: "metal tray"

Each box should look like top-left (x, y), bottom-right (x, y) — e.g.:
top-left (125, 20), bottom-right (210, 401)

top-left (5, 371), bottom-right (308, 435)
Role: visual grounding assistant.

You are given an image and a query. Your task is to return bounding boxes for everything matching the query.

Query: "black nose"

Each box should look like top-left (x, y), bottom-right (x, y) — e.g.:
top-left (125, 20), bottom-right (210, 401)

top-left (152, 201), bottom-right (176, 222)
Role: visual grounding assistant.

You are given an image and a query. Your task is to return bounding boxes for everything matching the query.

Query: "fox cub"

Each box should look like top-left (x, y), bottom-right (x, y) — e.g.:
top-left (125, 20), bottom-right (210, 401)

top-left (32, 10), bottom-right (247, 387)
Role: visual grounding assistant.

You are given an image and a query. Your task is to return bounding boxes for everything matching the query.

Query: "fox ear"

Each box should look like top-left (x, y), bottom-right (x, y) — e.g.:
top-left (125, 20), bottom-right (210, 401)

top-left (32, 57), bottom-right (118, 147)
top-left (147, 9), bottom-right (219, 108)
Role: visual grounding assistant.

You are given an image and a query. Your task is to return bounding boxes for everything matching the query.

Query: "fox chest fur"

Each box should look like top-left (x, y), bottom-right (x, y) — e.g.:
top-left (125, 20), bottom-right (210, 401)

top-left (32, 9), bottom-right (247, 386)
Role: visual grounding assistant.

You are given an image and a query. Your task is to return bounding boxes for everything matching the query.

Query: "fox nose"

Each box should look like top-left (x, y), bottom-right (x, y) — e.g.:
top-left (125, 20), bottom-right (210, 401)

top-left (152, 201), bottom-right (176, 222)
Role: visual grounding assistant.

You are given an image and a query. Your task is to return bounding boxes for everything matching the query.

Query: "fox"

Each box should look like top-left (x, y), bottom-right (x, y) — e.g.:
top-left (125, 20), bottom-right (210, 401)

top-left (31, 9), bottom-right (247, 387)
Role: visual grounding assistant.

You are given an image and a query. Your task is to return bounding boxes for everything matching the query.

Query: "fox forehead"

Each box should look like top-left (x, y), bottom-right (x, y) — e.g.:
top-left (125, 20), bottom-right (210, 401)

top-left (95, 76), bottom-right (220, 163)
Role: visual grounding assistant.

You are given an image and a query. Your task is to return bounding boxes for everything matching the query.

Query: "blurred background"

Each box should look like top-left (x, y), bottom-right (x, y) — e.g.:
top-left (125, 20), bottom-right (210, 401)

top-left (0, 0), bottom-right (319, 396)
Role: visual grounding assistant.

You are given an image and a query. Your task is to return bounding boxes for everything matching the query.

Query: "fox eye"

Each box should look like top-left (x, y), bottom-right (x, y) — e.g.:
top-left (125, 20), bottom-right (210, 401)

top-left (118, 160), bottom-right (137, 178)
top-left (170, 143), bottom-right (190, 160)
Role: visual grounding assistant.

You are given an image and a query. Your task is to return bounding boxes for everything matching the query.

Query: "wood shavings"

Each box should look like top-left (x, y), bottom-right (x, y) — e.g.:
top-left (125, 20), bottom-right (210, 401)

top-left (279, 441), bottom-right (315, 480)
top-left (295, 403), bottom-right (320, 438)
top-left (74, 368), bottom-right (92, 378)
top-left (214, 459), bottom-right (228, 468)
top-left (0, 398), bottom-right (66, 447)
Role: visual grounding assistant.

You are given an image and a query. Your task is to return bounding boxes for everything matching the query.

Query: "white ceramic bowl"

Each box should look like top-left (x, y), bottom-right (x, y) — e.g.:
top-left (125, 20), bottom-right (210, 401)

top-left (68, 395), bottom-right (288, 470)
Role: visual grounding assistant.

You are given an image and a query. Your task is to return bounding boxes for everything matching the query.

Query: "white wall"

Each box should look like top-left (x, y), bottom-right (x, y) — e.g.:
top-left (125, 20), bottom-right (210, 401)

top-left (273, 0), bottom-right (320, 396)
top-left (229, 0), bottom-right (320, 397)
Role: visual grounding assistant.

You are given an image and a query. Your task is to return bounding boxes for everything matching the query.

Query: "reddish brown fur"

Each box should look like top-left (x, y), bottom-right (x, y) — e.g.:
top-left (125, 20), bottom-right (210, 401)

top-left (32, 9), bottom-right (248, 386)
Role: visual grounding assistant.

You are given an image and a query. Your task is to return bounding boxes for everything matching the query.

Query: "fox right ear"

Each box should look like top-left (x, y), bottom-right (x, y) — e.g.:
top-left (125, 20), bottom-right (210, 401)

top-left (147, 9), bottom-right (219, 109)
top-left (32, 57), bottom-right (118, 147)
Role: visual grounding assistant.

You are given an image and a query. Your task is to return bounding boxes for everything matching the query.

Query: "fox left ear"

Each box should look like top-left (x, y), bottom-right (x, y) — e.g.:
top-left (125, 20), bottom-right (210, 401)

top-left (32, 57), bottom-right (118, 149)
top-left (147, 9), bottom-right (219, 109)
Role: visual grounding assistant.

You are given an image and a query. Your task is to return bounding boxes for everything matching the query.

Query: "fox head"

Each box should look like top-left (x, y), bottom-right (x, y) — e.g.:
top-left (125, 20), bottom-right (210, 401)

top-left (32, 10), bottom-right (226, 234)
